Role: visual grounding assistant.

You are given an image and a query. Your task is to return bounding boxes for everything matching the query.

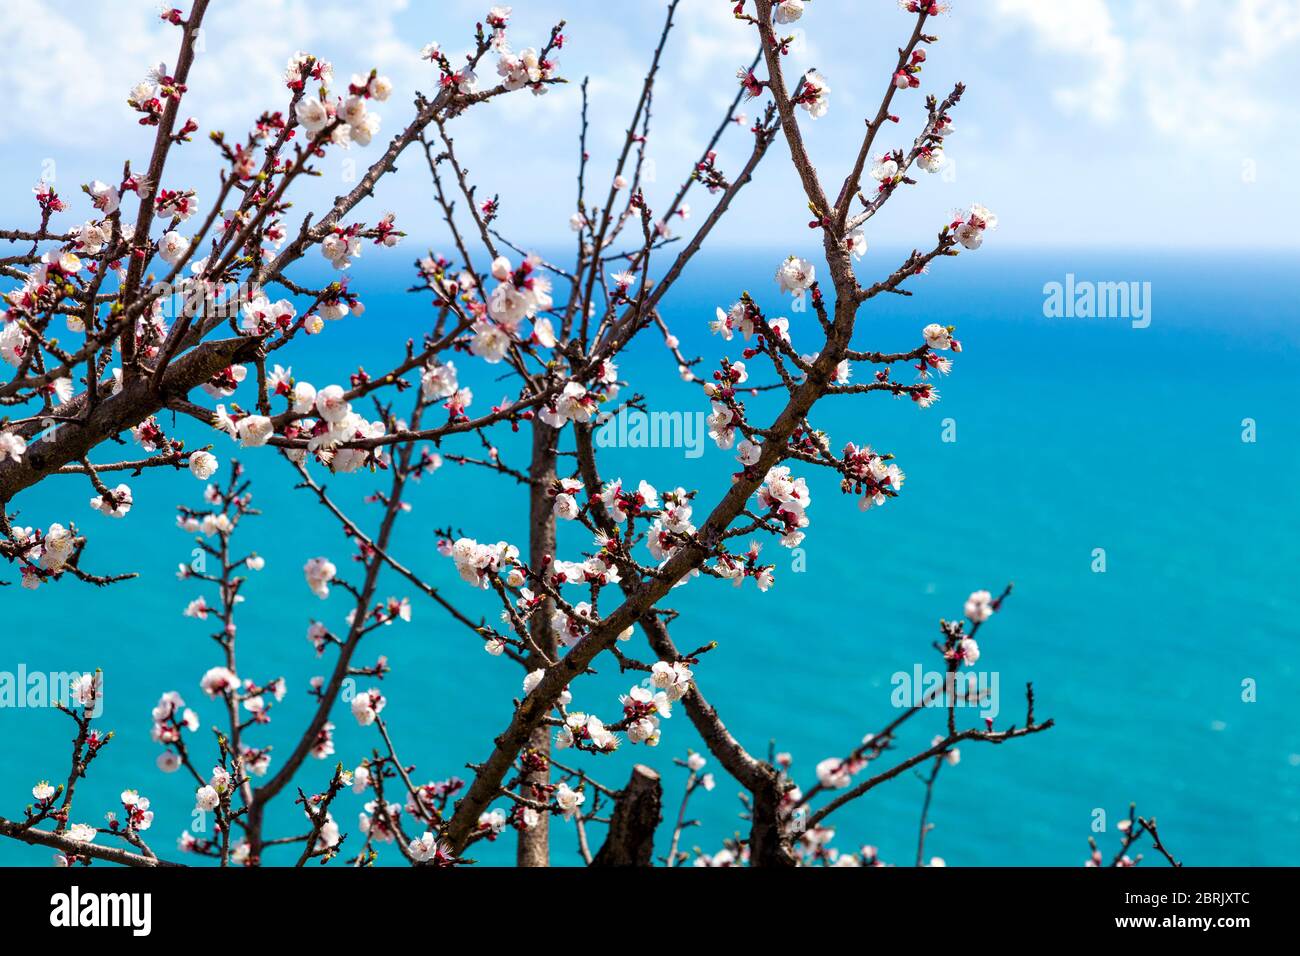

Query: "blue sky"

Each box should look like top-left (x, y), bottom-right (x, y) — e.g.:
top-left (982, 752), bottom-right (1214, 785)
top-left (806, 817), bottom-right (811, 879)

top-left (0, 0), bottom-right (1296, 251)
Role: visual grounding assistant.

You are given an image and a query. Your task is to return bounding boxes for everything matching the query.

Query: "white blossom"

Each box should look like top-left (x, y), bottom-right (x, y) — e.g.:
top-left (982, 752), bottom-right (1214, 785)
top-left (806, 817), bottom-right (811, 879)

top-left (775, 255), bottom-right (816, 294)
top-left (188, 451), bottom-right (218, 480)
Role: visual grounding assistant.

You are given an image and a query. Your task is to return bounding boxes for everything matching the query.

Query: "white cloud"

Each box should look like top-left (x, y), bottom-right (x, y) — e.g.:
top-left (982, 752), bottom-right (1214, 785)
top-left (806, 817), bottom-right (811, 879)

top-left (1220, 0), bottom-right (1300, 67)
top-left (1131, 0), bottom-right (1300, 145)
top-left (0, 0), bottom-right (421, 148)
top-left (0, 0), bottom-right (172, 146)
top-left (1, 0), bottom-right (1295, 249)
top-left (985, 0), bottom-right (1300, 148)
top-left (990, 0), bottom-right (1126, 122)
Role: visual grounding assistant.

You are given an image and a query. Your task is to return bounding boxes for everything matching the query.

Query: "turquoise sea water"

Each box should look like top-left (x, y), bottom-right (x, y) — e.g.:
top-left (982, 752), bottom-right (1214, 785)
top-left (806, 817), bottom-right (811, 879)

top-left (2, 247), bottom-right (1297, 866)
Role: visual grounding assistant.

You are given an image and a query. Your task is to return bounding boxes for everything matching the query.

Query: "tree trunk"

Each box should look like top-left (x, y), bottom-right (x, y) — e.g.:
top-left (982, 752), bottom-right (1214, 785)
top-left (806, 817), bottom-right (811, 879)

top-left (747, 765), bottom-right (798, 867)
top-left (591, 765), bottom-right (662, 866)
top-left (517, 419), bottom-right (558, 866)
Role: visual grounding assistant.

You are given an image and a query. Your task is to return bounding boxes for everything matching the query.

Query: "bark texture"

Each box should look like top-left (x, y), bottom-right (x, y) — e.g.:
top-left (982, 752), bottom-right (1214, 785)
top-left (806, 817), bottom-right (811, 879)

top-left (0, 336), bottom-right (263, 504)
top-left (591, 765), bottom-right (662, 867)
top-left (517, 419), bottom-right (559, 866)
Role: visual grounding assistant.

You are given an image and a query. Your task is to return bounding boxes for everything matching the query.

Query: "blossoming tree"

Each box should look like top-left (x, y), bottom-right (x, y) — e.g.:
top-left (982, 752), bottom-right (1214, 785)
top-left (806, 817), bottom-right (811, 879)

top-left (0, 0), bottom-right (1132, 869)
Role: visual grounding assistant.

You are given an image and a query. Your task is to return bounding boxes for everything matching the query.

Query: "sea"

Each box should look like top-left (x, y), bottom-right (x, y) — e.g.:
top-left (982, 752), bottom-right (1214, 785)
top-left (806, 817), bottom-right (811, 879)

top-left (2, 246), bottom-right (1297, 866)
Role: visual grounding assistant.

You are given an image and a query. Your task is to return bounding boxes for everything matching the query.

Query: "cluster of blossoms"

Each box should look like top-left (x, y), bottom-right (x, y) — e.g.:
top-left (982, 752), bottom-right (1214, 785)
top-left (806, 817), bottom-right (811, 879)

top-left (63, 823), bottom-right (99, 848)
top-left (950, 203), bottom-right (998, 250)
top-left (199, 665), bottom-right (239, 698)
top-left (419, 357), bottom-right (462, 408)
top-left (893, 48), bottom-right (927, 89)
top-left (408, 831), bottom-right (455, 864)
top-left (155, 186), bottom-right (200, 221)
top-left (7, 522), bottom-right (76, 589)
top-left (933, 735), bottom-right (962, 767)
top-left (693, 846), bottom-right (741, 867)
top-left (0, 426), bottom-right (27, 468)
top-left (685, 751), bottom-right (717, 791)
top-left (899, 0), bottom-right (951, 14)
top-left (755, 465), bottom-right (812, 547)
top-left (928, 589), bottom-right (995, 668)
top-left (239, 293), bottom-right (297, 334)
top-left (816, 751), bottom-right (867, 790)
top-left (311, 722), bottom-right (336, 759)
top-left (714, 540), bottom-right (776, 591)
top-left (775, 255), bottom-right (816, 295)
top-left (402, 774), bottom-right (465, 820)
top-left (4, 259), bottom-right (90, 359)
top-left (117, 790), bottom-right (154, 832)
top-left (194, 765), bottom-right (234, 813)
top-left (293, 65), bottom-right (390, 150)
top-left (149, 691), bottom-right (200, 771)
top-left (175, 501), bottom-right (251, 541)
top-left (320, 224), bottom-right (365, 271)
top-left (210, 404), bottom-right (272, 449)
top-left (89, 484), bottom-right (134, 518)
top-left (965, 588), bottom-right (995, 623)
top-left (203, 365), bottom-right (248, 400)
top-left (555, 710), bottom-right (618, 752)
top-left (305, 803), bottom-right (342, 856)
top-left (241, 745), bottom-right (272, 777)
top-left (470, 255), bottom-right (556, 364)
top-left (620, 684), bottom-right (673, 746)
top-left (284, 51), bottom-right (333, 91)
top-left (597, 477), bottom-right (655, 523)
top-left (297, 383), bottom-right (387, 472)
top-left (711, 298), bottom-right (791, 344)
top-left (31, 780), bottom-right (58, 806)
top-left (418, 40), bottom-right (478, 96)
top-left (359, 800), bottom-right (404, 843)
top-left (871, 153), bottom-right (903, 189)
top-left (917, 142), bottom-right (946, 174)
top-left (795, 70), bottom-right (831, 119)
top-left (646, 488), bottom-right (696, 564)
top-left (442, 537), bottom-right (519, 588)
top-left (550, 598), bottom-right (600, 646)
top-left (537, 377), bottom-right (606, 429)
top-left (127, 61), bottom-right (189, 127)
top-left (840, 442), bottom-right (905, 512)
top-left (547, 477), bottom-right (584, 521)
top-left (554, 781), bottom-right (584, 818)
top-left (793, 828), bottom-right (891, 867)
top-left (350, 688), bottom-right (386, 727)
top-left (497, 46), bottom-right (559, 94)
top-left (922, 322), bottom-right (959, 353)
top-left (475, 807), bottom-right (509, 839)
top-left (26, 737), bottom-right (108, 854)
top-left (651, 660), bottom-right (693, 700)
top-left (242, 677), bottom-right (287, 720)
top-left (695, 148), bottom-right (732, 197)
top-left (775, 0), bottom-right (806, 24)
top-left (304, 557), bottom-right (337, 598)
top-left (707, 400), bottom-right (738, 450)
